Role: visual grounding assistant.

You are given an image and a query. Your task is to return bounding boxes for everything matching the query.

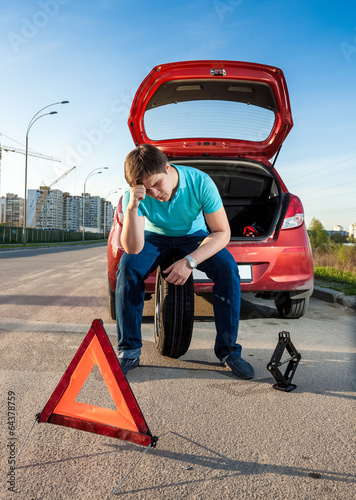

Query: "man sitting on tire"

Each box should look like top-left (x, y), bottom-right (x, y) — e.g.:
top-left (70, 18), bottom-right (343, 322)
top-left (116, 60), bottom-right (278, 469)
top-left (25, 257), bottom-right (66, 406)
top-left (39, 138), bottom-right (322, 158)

top-left (116, 144), bottom-right (255, 379)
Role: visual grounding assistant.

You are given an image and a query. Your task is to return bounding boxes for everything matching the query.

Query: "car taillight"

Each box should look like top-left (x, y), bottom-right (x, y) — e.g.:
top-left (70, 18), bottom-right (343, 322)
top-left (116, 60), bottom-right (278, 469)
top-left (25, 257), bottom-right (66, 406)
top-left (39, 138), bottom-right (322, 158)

top-left (116, 196), bottom-right (124, 227)
top-left (117, 212), bottom-right (124, 227)
top-left (281, 194), bottom-right (304, 230)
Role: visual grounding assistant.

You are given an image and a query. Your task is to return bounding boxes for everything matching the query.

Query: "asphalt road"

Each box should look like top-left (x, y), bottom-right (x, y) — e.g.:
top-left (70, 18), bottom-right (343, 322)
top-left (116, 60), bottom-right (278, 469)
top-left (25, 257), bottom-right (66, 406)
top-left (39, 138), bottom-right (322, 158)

top-left (0, 244), bottom-right (355, 499)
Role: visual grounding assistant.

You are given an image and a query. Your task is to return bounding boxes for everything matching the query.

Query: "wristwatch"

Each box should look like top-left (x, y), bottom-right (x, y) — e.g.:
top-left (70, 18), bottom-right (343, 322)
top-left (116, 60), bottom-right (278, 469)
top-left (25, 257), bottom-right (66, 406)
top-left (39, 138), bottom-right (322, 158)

top-left (185, 254), bottom-right (198, 269)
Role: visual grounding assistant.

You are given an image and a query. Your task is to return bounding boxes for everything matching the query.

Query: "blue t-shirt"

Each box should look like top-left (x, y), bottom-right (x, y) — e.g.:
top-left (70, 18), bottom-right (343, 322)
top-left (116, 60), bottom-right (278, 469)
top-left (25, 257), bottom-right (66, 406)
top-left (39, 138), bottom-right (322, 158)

top-left (122, 164), bottom-right (222, 236)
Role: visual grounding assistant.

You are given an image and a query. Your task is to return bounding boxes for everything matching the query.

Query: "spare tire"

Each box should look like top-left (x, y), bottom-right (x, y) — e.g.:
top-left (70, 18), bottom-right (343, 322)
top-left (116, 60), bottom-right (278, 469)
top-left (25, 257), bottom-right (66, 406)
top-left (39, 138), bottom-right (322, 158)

top-left (154, 265), bottom-right (194, 358)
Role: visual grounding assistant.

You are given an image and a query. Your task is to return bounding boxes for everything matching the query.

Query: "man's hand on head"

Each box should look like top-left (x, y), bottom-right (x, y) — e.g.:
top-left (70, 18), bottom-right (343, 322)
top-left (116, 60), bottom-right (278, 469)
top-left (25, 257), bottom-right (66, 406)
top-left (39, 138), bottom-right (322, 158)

top-left (128, 183), bottom-right (146, 210)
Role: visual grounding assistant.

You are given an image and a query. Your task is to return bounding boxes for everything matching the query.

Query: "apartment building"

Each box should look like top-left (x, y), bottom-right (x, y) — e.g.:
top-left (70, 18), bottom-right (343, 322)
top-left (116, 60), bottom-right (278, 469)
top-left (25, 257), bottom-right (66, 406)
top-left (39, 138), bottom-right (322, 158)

top-left (63, 193), bottom-right (82, 231)
top-left (27, 188), bottom-right (64, 229)
top-left (5, 193), bottom-right (24, 226)
top-left (349, 223), bottom-right (356, 238)
top-left (3, 188), bottom-right (114, 231)
top-left (0, 197), bottom-right (5, 223)
top-left (82, 194), bottom-right (114, 233)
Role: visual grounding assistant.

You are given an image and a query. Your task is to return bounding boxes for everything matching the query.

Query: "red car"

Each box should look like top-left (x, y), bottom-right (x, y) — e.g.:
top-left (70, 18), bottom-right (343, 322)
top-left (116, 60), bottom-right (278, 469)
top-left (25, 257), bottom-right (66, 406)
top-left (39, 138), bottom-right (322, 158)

top-left (107, 60), bottom-right (314, 358)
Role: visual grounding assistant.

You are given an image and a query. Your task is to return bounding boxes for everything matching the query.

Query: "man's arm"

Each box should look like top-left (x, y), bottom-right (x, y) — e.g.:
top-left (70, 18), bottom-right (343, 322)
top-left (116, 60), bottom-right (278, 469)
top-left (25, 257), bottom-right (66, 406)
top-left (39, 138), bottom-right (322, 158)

top-left (121, 185), bottom-right (146, 254)
top-left (164, 206), bottom-right (230, 285)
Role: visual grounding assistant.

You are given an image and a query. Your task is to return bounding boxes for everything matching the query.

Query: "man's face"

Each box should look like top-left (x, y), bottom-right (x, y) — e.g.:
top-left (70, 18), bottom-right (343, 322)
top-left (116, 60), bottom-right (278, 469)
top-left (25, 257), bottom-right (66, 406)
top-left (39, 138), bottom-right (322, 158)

top-left (136, 163), bottom-right (175, 202)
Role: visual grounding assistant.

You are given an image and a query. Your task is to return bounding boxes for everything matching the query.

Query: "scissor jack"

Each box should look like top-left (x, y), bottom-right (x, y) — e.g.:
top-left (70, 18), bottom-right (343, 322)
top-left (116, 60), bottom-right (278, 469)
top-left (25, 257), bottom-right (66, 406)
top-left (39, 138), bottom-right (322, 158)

top-left (267, 331), bottom-right (301, 392)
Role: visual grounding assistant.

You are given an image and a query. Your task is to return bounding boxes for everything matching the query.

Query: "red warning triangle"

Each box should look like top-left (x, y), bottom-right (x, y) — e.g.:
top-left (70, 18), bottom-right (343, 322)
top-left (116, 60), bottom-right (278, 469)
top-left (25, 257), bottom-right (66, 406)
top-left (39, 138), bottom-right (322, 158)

top-left (39, 319), bottom-right (155, 447)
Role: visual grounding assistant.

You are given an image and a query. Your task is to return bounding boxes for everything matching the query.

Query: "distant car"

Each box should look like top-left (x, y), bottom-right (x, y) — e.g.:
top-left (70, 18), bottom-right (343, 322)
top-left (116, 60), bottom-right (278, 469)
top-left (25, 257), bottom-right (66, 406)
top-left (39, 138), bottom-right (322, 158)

top-left (107, 60), bottom-right (314, 358)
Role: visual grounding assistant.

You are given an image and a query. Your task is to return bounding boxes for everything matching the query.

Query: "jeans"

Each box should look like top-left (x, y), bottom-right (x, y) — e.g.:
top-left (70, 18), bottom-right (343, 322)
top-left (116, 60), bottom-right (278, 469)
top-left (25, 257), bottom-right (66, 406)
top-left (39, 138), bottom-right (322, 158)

top-left (115, 230), bottom-right (242, 362)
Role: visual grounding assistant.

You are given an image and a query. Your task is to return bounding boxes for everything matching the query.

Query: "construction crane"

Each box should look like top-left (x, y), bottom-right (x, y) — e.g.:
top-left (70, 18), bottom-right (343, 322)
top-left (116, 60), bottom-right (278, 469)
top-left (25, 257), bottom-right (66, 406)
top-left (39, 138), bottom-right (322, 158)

top-left (0, 141), bottom-right (61, 196)
top-left (29, 166), bottom-right (76, 228)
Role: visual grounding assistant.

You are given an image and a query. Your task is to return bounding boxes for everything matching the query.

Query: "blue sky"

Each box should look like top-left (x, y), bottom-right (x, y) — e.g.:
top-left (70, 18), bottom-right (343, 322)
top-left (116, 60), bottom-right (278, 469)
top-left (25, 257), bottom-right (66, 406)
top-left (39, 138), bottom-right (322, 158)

top-left (0, 0), bottom-right (355, 230)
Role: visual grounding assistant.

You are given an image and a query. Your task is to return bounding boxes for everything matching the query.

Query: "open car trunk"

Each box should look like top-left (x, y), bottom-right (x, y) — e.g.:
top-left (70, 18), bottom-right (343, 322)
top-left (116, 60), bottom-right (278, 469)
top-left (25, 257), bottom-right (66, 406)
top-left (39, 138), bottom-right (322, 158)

top-left (173, 158), bottom-right (282, 239)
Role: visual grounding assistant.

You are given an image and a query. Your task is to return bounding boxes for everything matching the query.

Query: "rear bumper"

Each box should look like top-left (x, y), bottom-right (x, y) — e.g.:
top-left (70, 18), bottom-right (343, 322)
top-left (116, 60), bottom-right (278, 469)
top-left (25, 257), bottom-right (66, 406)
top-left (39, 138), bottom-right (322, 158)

top-left (112, 251), bottom-right (314, 297)
top-left (108, 227), bottom-right (314, 297)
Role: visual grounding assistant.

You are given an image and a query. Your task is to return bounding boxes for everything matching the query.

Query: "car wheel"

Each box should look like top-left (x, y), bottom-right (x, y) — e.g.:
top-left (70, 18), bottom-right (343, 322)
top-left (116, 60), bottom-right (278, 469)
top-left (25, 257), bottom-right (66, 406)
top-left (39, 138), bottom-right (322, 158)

top-left (275, 295), bottom-right (309, 319)
top-left (154, 265), bottom-right (194, 358)
top-left (108, 283), bottom-right (116, 321)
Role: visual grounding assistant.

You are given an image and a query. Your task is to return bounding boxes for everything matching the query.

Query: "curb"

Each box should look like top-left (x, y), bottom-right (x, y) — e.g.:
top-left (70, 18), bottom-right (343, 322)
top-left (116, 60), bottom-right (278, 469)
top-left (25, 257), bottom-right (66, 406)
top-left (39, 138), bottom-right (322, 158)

top-left (0, 241), bottom-right (106, 251)
top-left (312, 286), bottom-right (356, 311)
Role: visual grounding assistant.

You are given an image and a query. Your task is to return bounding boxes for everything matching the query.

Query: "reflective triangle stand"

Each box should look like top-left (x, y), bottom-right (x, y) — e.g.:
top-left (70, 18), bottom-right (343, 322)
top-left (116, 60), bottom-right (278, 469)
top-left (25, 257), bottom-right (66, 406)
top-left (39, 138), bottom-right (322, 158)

top-left (267, 331), bottom-right (301, 392)
top-left (14, 319), bottom-right (157, 475)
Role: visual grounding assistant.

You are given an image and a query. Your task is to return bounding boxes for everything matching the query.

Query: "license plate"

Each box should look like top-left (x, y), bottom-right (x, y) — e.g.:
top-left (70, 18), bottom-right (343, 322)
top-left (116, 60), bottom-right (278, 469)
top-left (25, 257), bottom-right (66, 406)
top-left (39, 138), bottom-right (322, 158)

top-left (238, 264), bottom-right (253, 282)
top-left (192, 264), bottom-right (252, 283)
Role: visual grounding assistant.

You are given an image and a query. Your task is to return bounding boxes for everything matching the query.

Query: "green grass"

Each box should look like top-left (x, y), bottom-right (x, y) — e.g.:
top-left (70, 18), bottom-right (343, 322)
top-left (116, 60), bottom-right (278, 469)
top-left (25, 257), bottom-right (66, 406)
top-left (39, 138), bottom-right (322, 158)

top-left (314, 266), bottom-right (356, 296)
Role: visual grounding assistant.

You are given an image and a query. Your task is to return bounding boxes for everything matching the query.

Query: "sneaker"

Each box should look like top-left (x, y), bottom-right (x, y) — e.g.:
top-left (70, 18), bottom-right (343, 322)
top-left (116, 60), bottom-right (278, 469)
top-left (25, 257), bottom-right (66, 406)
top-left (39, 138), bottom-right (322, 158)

top-left (225, 355), bottom-right (255, 380)
top-left (118, 357), bottom-right (140, 375)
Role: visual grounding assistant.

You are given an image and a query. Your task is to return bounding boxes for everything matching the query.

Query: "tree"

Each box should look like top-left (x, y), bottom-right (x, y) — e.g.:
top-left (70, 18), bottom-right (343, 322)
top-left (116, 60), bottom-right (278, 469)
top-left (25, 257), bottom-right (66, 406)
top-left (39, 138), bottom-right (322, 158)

top-left (330, 232), bottom-right (347, 244)
top-left (308, 218), bottom-right (329, 249)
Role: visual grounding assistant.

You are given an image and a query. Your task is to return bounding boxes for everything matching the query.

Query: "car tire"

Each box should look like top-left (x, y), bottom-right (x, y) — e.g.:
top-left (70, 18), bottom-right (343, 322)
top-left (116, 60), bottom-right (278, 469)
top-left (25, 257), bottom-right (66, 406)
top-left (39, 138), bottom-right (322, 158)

top-left (154, 265), bottom-right (194, 358)
top-left (275, 295), bottom-right (309, 319)
top-left (108, 283), bottom-right (116, 321)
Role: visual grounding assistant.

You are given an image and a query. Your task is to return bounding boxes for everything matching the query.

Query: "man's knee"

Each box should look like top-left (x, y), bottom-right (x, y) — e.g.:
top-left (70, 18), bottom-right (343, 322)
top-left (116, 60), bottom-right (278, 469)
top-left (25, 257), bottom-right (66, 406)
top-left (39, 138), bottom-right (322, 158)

top-left (117, 251), bottom-right (155, 282)
top-left (207, 249), bottom-right (239, 278)
top-left (119, 252), bottom-right (141, 269)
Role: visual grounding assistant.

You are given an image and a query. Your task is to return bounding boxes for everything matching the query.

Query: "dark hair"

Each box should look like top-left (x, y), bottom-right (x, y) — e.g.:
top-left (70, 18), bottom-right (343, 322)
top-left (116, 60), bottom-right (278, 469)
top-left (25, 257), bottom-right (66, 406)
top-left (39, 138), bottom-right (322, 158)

top-left (124, 145), bottom-right (168, 185)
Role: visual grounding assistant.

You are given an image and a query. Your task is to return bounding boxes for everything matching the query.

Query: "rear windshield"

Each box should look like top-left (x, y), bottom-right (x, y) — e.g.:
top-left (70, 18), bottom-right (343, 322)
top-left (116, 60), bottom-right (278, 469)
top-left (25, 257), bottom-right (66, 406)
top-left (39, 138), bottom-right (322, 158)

top-left (144, 100), bottom-right (275, 142)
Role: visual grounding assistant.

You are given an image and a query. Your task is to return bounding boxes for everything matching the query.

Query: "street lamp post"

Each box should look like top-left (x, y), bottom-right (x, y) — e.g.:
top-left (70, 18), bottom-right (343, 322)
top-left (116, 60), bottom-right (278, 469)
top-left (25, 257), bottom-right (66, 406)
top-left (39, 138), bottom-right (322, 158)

top-left (103, 188), bottom-right (122, 239)
top-left (82, 167), bottom-right (109, 241)
top-left (23, 101), bottom-right (69, 245)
